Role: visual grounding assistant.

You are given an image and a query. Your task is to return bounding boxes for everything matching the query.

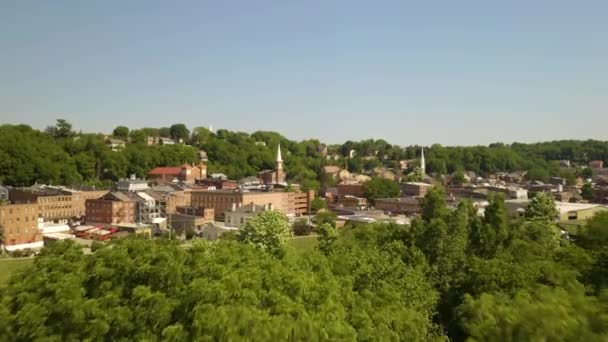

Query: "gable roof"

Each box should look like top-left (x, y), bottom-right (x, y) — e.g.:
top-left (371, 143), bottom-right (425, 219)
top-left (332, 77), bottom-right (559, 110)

top-left (148, 167), bottom-right (182, 176)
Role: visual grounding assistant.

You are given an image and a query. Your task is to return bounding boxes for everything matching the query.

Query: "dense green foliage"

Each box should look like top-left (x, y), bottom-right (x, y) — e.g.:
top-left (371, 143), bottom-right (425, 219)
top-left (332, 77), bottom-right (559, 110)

top-left (363, 177), bottom-right (401, 204)
top-left (2, 188), bottom-right (606, 340)
top-left (2, 120), bottom-right (608, 191)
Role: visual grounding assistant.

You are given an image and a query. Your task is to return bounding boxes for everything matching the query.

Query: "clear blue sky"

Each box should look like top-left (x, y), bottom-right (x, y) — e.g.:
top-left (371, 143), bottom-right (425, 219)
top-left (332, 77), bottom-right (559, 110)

top-left (1, 0), bottom-right (606, 146)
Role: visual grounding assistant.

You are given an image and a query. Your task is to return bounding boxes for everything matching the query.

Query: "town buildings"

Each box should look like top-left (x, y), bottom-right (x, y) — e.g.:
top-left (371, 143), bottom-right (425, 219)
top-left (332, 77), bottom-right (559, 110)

top-left (375, 197), bottom-right (421, 215)
top-left (9, 185), bottom-right (107, 222)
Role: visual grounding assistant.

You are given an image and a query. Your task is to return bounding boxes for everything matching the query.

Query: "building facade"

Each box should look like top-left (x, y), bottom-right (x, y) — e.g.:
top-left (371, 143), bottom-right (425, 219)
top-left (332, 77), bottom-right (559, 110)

top-left (10, 186), bottom-right (107, 222)
top-left (401, 182), bottom-right (432, 197)
top-left (191, 189), bottom-right (314, 221)
top-left (85, 192), bottom-right (137, 224)
top-left (0, 203), bottom-right (42, 249)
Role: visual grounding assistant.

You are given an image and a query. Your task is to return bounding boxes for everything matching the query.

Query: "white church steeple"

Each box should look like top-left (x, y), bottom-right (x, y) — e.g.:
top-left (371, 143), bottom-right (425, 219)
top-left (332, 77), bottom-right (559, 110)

top-left (420, 147), bottom-right (426, 176)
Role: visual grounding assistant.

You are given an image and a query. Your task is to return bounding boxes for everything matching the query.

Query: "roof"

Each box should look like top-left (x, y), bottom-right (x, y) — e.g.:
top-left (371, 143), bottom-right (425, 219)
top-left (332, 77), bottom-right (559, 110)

top-left (148, 167), bottom-right (182, 176)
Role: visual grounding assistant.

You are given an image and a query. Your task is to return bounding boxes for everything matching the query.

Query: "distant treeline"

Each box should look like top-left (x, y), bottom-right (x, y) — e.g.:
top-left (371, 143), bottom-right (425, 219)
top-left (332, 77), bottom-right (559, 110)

top-left (1, 119), bottom-right (607, 188)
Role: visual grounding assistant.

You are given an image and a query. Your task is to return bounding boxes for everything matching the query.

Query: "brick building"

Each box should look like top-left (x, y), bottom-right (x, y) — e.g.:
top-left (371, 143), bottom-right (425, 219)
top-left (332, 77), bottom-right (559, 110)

top-left (375, 197), bottom-right (421, 215)
top-left (9, 186), bottom-right (107, 222)
top-left (85, 192), bottom-right (137, 224)
top-left (148, 162), bottom-right (207, 184)
top-left (401, 182), bottom-right (432, 197)
top-left (337, 183), bottom-right (366, 198)
top-left (0, 203), bottom-right (43, 249)
top-left (191, 189), bottom-right (314, 221)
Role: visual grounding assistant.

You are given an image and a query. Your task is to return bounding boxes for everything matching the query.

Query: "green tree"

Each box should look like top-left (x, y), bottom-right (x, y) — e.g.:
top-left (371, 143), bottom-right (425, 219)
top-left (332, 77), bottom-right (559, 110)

top-left (451, 170), bottom-right (466, 187)
top-left (311, 197), bottom-right (326, 213)
top-left (112, 126), bottom-right (129, 139)
top-left (169, 124), bottom-right (190, 142)
top-left (420, 187), bottom-right (448, 222)
top-left (581, 182), bottom-right (594, 201)
top-left (45, 118), bottom-right (74, 139)
top-left (292, 219), bottom-right (312, 236)
top-left (363, 177), bottom-right (400, 204)
top-left (317, 223), bottom-right (338, 255)
top-left (458, 286), bottom-right (608, 341)
top-left (314, 211), bottom-right (337, 228)
top-left (238, 210), bottom-right (291, 253)
top-left (525, 192), bottom-right (558, 221)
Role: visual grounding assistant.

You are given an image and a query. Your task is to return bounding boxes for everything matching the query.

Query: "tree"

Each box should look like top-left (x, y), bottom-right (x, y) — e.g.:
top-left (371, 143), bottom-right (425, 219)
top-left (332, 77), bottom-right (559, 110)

top-left (451, 170), bottom-right (466, 187)
top-left (525, 192), bottom-right (558, 221)
top-left (363, 177), bottom-right (400, 204)
top-left (129, 129), bottom-right (147, 145)
top-left (581, 183), bottom-right (594, 201)
top-left (420, 187), bottom-right (448, 222)
top-left (292, 219), bottom-right (312, 236)
top-left (317, 223), bottom-right (338, 255)
top-left (112, 126), bottom-right (129, 139)
top-left (457, 286), bottom-right (608, 341)
top-left (314, 211), bottom-right (337, 228)
top-left (311, 198), bottom-right (326, 213)
top-left (238, 210), bottom-right (291, 253)
top-left (581, 167), bottom-right (593, 180)
top-left (159, 127), bottom-right (171, 138)
top-left (45, 118), bottom-right (74, 139)
top-left (169, 124), bottom-right (190, 142)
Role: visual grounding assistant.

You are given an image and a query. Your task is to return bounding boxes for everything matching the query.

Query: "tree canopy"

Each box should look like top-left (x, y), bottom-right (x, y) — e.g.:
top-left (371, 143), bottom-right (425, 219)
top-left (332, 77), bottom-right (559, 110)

top-left (1, 189), bottom-right (607, 340)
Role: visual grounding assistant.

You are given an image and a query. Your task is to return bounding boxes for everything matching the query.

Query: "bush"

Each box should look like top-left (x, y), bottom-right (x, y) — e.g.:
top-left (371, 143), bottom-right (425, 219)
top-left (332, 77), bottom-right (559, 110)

top-left (292, 219), bottom-right (312, 236)
top-left (91, 241), bottom-right (105, 252)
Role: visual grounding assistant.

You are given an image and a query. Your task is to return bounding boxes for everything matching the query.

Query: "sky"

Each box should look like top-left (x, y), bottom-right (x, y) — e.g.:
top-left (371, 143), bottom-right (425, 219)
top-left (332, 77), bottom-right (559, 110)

top-left (0, 0), bottom-right (606, 146)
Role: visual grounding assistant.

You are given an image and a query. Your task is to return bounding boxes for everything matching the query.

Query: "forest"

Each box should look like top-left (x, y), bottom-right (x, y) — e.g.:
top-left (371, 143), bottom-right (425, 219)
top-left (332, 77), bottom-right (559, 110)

top-left (1, 120), bottom-right (608, 190)
top-left (0, 189), bottom-right (606, 341)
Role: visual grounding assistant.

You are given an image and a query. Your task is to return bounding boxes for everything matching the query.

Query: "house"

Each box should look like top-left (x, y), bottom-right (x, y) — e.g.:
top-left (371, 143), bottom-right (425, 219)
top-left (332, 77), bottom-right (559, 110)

top-left (323, 166), bottom-right (341, 179)
top-left (146, 136), bottom-right (161, 146)
top-left (198, 150), bottom-right (208, 162)
top-left (0, 186), bottom-right (9, 202)
top-left (160, 137), bottom-right (176, 145)
top-left (198, 178), bottom-right (238, 190)
top-left (589, 160), bottom-right (604, 169)
top-left (106, 138), bottom-right (126, 152)
top-left (337, 182), bottom-right (366, 198)
top-left (593, 177), bottom-right (608, 204)
top-left (148, 162), bottom-right (207, 185)
top-left (239, 176), bottom-right (263, 190)
top-left (117, 175), bottom-right (150, 192)
top-left (224, 203), bottom-right (272, 228)
top-left (338, 195), bottom-right (367, 209)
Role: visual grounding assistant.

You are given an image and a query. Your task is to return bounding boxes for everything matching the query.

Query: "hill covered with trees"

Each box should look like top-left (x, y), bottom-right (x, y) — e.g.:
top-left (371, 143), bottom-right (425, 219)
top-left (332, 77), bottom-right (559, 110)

top-left (1, 189), bottom-right (607, 340)
top-left (1, 119), bottom-right (608, 191)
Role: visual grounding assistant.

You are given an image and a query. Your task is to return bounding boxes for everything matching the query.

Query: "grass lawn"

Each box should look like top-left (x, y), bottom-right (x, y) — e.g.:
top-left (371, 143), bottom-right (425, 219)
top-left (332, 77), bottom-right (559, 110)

top-left (0, 258), bottom-right (34, 286)
top-left (288, 235), bottom-right (319, 253)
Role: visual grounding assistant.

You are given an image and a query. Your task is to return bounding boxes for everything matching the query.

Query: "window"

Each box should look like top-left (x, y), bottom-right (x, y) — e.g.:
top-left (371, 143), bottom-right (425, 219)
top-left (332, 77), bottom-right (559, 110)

top-left (568, 211), bottom-right (578, 221)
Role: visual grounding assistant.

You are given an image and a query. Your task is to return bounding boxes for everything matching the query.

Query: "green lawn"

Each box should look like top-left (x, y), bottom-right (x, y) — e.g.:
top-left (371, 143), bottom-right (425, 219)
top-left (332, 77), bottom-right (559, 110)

top-left (0, 258), bottom-right (34, 286)
top-left (288, 235), bottom-right (319, 253)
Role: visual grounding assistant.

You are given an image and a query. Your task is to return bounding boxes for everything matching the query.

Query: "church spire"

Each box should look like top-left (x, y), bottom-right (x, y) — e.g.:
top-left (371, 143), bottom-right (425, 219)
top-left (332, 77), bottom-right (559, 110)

top-left (276, 144), bottom-right (283, 163)
top-left (420, 147), bottom-right (426, 176)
